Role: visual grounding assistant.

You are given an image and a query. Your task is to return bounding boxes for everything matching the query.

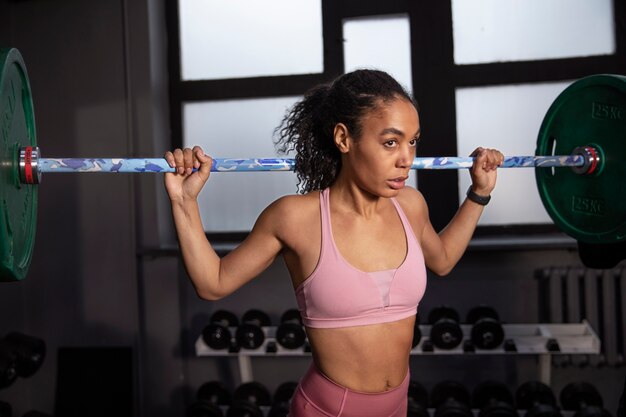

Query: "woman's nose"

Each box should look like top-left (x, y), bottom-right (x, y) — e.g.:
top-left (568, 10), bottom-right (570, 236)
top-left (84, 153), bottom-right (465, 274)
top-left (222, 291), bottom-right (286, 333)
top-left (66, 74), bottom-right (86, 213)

top-left (397, 145), bottom-right (414, 168)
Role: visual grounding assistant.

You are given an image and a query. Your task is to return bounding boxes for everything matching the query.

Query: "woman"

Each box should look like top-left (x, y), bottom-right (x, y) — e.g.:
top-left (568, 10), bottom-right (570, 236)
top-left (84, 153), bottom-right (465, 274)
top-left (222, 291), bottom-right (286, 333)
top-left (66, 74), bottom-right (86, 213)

top-left (164, 69), bottom-right (503, 417)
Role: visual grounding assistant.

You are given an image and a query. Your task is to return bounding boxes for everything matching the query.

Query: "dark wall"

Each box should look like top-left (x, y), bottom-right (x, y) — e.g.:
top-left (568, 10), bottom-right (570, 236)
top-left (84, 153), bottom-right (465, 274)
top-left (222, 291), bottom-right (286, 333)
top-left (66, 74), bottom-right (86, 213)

top-left (0, 1), bottom-right (624, 416)
top-left (0, 0), bottom-right (175, 415)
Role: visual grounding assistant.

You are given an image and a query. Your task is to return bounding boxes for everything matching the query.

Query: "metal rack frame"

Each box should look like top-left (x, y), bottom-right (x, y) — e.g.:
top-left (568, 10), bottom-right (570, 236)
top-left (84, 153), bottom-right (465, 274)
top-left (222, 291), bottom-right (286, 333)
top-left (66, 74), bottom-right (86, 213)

top-left (196, 321), bottom-right (601, 383)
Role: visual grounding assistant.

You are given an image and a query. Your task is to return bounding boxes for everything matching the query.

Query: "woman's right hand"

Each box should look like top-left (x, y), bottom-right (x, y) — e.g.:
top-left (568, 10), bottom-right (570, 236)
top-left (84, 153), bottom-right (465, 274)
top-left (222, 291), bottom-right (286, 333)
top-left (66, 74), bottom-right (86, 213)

top-left (164, 146), bottom-right (213, 203)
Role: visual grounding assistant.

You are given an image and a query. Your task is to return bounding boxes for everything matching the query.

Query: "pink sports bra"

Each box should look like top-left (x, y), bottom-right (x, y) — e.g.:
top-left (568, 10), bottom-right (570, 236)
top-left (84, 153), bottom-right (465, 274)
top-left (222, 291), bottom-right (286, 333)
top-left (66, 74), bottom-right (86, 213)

top-left (295, 188), bottom-right (427, 329)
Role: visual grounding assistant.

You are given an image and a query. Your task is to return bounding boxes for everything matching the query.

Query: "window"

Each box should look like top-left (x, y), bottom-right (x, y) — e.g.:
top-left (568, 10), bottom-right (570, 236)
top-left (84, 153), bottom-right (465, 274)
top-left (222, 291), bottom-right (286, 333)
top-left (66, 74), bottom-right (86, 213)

top-left (455, 81), bottom-right (572, 225)
top-left (178, 0), bottom-right (323, 80)
top-left (452, 0), bottom-right (615, 65)
top-left (183, 97), bottom-right (300, 231)
top-left (169, 1), bottom-right (624, 237)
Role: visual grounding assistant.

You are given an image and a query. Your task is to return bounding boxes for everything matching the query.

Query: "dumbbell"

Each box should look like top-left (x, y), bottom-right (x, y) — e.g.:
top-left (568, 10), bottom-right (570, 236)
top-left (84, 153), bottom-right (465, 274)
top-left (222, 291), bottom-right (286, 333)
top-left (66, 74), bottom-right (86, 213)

top-left (268, 381), bottom-right (298, 417)
top-left (0, 401), bottom-right (11, 417)
top-left (235, 310), bottom-right (271, 350)
top-left (187, 382), bottom-right (230, 417)
top-left (560, 382), bottom-right (611, 417)
top-left (3, 333), bottom-right (46, 378)
top-left (187, 381), bottom-right (232, 417)
top-left (472, 381), bottom-right (516, 417)
top-left (428, 307), bottom-right (463, 350)
top-left (202, 310), bottom-right (239, 350)
top-left (275, 309), bottom-right (306, 350)
top-left (431, 381), bottom-right (473, 417)
top-left (227, 381), bottom-right (272, 417)
top-left (0, 340), bottom-right (18, 388)
top-left (515, 381), bottom-right (561, 417)
top-left (466, 306), bottom-right (505, 350)
top-left (407, 380), bottom-right (429, 417)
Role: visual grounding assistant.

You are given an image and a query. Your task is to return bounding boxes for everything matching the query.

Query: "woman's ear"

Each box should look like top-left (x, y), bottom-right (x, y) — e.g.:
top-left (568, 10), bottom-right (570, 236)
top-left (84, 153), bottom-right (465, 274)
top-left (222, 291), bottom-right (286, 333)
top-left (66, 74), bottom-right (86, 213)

top-left (333, 123), bottom-right (351, 154)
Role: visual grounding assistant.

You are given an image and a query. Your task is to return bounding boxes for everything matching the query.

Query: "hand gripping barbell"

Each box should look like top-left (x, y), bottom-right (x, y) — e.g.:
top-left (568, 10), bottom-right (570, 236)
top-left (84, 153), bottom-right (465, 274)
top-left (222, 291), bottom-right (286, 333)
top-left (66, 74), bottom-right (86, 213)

top-left (1, 48), bottom-right (625, 281)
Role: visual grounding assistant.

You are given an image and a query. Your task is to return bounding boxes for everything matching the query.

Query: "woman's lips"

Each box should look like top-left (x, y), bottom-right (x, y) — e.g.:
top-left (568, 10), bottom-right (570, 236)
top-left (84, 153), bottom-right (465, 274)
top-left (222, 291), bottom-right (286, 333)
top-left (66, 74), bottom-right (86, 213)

top-left (387, 177), bottom-right (408, 189)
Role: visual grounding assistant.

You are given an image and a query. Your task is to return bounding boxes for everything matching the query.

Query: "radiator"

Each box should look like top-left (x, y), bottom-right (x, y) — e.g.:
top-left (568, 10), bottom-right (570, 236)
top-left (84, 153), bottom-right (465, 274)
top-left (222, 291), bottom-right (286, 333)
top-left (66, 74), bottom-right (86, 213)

top-left (537, 266), bottom-right (625, 367)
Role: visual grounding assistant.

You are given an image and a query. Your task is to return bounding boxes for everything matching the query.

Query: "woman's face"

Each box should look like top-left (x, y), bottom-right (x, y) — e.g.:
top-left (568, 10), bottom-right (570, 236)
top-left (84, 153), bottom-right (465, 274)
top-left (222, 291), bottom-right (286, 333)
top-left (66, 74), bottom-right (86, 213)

top-left (341, 97), bottom-right (420, 197)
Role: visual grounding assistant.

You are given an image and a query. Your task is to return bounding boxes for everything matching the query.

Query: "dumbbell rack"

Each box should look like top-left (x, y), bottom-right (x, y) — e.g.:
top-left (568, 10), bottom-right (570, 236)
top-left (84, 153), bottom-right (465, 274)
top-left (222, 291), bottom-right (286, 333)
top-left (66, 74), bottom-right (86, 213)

top-left (195, 321), bottom-right (600, 384)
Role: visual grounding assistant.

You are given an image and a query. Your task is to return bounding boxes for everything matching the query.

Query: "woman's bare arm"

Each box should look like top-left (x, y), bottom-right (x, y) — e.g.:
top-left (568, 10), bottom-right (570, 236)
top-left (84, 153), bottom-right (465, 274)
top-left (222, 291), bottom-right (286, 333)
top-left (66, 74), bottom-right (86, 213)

top-left (170, 198), bottom-right (285, 300)
top-left (403, 148), bottom-right (503, 275)
top-left (165, 146), bottom-right (285, 300)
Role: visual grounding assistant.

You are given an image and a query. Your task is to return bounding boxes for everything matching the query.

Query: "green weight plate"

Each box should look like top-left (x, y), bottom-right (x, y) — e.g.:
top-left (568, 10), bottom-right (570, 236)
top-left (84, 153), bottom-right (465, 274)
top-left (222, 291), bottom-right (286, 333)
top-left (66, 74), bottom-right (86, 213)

top-left (0, 48), bottom-right (37, 281)
top-left (536, 74), bottom-right (626, 244)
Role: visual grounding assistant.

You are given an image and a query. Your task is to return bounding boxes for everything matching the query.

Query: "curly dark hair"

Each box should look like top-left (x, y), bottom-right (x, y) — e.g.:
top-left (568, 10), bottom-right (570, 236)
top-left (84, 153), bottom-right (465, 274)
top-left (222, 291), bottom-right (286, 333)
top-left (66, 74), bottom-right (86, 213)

top-left (274, 69), bottom-right (417, 193)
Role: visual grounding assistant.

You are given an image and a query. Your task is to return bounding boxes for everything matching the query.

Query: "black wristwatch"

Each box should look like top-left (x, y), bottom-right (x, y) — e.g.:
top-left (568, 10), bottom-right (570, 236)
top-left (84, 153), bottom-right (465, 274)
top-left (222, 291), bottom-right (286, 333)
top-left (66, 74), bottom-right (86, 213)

top-left (466, 186), bottom-right (491, 206)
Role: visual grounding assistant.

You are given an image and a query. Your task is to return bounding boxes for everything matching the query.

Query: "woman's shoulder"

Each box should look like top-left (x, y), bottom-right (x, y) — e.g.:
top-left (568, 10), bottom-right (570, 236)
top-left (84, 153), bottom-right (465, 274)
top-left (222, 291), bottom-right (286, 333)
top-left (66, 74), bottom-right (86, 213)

top-left (260, 191), bottom-right (321, 223)
top-left (394, 186), bottom-right (428, 217)
top-left (256, 191), bottom-right (321, 243)
top-left (273, 190), bottom-right (320, 209)
top-left (395, 185), bottom-right (425, 204)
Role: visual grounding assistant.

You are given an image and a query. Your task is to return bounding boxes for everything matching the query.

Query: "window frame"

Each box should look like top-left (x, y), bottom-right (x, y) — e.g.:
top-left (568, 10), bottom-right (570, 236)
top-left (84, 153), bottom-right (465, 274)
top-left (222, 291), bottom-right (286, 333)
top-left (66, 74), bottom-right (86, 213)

top-left (165, 0), bottom-right (626, 245)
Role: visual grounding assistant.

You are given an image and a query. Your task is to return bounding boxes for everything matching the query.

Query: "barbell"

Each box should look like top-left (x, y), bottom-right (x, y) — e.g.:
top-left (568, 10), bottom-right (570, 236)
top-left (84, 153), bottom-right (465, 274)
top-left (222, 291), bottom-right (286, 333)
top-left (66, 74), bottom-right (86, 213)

top-left (1, 48), bottom-right (625, 281)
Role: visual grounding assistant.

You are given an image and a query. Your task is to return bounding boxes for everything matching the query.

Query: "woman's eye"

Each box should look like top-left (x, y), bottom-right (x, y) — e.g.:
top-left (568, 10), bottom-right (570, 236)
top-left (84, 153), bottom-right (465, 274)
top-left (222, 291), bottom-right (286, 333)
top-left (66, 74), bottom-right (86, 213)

top-left (384, 140), bottom-right (397, 147)
top-left (409, 138), bottom-right (419, 147)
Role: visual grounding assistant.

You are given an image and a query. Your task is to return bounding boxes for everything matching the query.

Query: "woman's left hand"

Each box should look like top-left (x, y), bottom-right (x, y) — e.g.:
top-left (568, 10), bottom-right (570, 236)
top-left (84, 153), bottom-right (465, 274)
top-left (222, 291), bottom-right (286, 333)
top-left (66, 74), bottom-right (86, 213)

top-left (469, 147), bottom-right (504, 196)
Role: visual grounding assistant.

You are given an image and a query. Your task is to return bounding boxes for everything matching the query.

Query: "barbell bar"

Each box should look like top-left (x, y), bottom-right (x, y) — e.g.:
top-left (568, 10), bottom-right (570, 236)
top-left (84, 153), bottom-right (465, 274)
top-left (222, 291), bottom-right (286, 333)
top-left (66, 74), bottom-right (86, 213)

top-left (1, 47), bottom-right (625, 282)
top-left (17, 146), bottom-right (593, 184)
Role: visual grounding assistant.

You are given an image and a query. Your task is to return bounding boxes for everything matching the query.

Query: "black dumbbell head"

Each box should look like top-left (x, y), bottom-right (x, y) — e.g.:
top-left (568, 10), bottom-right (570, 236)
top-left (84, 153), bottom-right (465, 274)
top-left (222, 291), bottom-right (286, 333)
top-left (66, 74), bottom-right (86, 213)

top-left (268, 402), bottom-right (290, 417)
top-left (0, 341), bottom-right (18, 389)
top-left (233, 381), bottom-right (272, 407)
top-left (466, 306), bottom-right (500, 324)
top-left (210, 310), bottom-right (239, 327)
top-left (273, 381), bottom-right (298, 404)
top-left (408, 380), bottom-right (429, 407)
top-left (479, 402), bottom-right (518, 417)
top-left (470, 319), bottom-right (505, 350)
top-left (187, 400), bottom-right (224, 417)
top-left (431, 380), bottom-right (471, 408)
top-left (280, 309), bottom-right (302, 325)
top-left (434, 401), bottom-right (473, 417)
top-left (202, 323), bottom-right (232, 350)
top-left (560, 382), bottom-right (603, 410)
top-left (473, 381), bottom-right (516, 417)
top-left (197, 381), bottom-right (231, 405)
top-left (203, 310), bottom-right (239, 351)
top-left (525, 403), bottom-right (563, 417)
top-left (276, 322), bottom-right (306, 350)
top-left (226, 401), bottom-right (263, 417)
top-left (429, 319), bottom-right (463, 350)
top-left (428, 307), bottom-right (460, 324)
top-left (574, 406), bottom-right (612, 417)
top-left (516, 381), bottom-right (557, 409)
top-left (267, 382), bottom-right (297, 417)
top-left (408, 400), bottom-right (429, 417)
top-left (473, 381), bottom-right (514, 408)
top-left (235, 324), bottom-right (265, 350)
top-left (3, 332), bottom-right (46, 378)
top-left (236, 310), bottom-right (271, 350)
top-left (228, 382), bottom-right (270, 417)
top-left (241, 310), bottom-right (271, 327)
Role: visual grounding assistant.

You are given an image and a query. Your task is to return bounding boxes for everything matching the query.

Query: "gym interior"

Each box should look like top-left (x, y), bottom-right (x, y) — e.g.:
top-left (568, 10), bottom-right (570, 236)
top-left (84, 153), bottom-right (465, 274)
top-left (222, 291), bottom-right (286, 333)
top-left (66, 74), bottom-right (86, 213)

top-left (0, 1), bottom-right (625, 416)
